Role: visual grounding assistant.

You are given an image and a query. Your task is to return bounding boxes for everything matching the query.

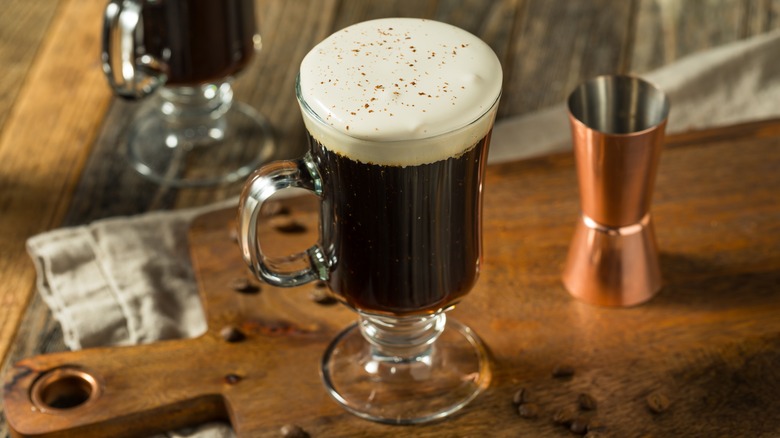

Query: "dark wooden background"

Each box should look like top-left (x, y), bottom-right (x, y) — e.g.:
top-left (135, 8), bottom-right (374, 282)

top-left (1, 0), bottom-right (779, 436)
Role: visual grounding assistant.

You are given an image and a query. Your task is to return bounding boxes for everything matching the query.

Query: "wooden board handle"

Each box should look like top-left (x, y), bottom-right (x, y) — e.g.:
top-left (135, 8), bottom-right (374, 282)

top-left (3, 336), bottom-right (229, 438)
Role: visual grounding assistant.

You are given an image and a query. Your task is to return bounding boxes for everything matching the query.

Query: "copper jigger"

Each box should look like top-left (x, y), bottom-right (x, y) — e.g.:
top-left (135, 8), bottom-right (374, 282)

top-left (562, 75), bottom-right (670, 307)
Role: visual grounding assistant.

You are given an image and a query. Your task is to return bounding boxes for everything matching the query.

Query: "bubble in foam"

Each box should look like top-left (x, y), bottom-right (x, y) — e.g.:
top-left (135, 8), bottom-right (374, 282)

top-left (297, 18), bottom-right (502, 166)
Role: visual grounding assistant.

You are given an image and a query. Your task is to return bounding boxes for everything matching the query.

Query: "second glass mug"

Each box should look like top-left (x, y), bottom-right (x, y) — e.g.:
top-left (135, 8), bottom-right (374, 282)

top-left (238, 18), bottom-right (502, 424)
top-left (102, 0), bottom-right (275, 187)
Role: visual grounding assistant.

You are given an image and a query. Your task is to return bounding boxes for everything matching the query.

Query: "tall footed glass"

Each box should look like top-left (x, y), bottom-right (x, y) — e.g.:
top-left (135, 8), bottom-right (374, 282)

top-left (102, 0), bottom-right (274, 187)
top-left (237, 18), bottom-right (502, 424)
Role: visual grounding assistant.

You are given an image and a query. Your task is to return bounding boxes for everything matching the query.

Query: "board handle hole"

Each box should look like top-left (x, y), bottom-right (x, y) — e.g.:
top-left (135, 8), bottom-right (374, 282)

top-left (31, 367), bottom-right (100, 412)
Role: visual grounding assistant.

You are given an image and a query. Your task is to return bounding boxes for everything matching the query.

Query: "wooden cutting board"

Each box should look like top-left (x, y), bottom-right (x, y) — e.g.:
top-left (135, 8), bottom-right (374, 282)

top-left (4, 120), bottom-right (780, 437)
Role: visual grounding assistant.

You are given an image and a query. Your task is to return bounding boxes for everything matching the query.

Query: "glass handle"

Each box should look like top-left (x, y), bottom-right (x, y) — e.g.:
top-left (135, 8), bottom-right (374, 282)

top-left (101, 0), bottom-right (167, 100)
top-left (237, 155), bottom-right (328, 287)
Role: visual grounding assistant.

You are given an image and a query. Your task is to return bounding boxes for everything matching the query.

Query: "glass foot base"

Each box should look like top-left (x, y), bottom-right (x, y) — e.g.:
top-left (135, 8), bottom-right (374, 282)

top-left (321, 318), bottom-right (490, 424)
top-left (126, 101), bottom-right (275, 188)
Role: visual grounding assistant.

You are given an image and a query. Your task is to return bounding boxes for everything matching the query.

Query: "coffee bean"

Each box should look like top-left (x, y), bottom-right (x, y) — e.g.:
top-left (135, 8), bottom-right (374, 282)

top-left (220, 326), bottom-right (246, 343)
top-left (570, 415), bottom-right (589, 435)
top-left (224, 373), bottom-right (242, 385)
top-left (578, 392), bottom-right (598, 411)
top-left (270, 215), bottom-right (307, 233)
top-left (552, 408), bottom-right (575, 426)
top-left (517, 402), bottom-right (540, 419)
top-left (512, 387), bottom-right (530, 405)
top-left (280, 424), bottom-right (309, 438)
top-left (230, 277), bottom-right (261, 294)
top-left (310, 287), bottom-right (337, 305)
top-left (646, 391), bottom-right (670, 414)
top-left (552, 364), bottom-right (575, 379)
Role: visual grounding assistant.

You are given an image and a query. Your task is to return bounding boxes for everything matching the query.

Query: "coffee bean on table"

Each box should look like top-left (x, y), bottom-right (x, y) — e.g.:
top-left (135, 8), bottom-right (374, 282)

top-left (270, 215), bottom-right (307, 233)
top-left (552, 364), bottom-right (575, 378)
top-left (230, 277), bottom-right (261, 294)
top-left (512, 387), bottom-right (530, 405)
top-left (220, 326), bottom-right (245, 343)
top-left (569, 415), bottom-right (590, 435)
top-left (646, 391), bottom-right (671, 414)
top-left (280, 423), bottom-right (309, 438)
top-left (310, 287), bottom-right (337, 305)
top-left (224, 373), bottom-right (242, 385)
top-left (578, 392), bottom-right (598, 411)
top-left (517, 402), bottom-right (540, 419)
top-left (308, 280), bottom-right (336, 305)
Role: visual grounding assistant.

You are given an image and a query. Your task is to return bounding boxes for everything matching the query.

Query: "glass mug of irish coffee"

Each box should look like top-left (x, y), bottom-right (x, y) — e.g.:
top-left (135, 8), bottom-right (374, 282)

top-left (238, 18), bottom-right (502, 424)
top-left (102, 0), bottom-right (274, 187)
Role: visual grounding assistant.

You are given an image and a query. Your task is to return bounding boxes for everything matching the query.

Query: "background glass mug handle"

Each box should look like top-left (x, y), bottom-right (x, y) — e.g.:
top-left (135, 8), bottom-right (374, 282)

top-left (237, 155), bottom-right (329, 287)
top-left (101, 0), bottom-right (167, 100)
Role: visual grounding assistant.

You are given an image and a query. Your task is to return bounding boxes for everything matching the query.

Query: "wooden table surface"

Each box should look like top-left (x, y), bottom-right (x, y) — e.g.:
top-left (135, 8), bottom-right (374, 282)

top-left (1, 0), bottom-right (779, 436)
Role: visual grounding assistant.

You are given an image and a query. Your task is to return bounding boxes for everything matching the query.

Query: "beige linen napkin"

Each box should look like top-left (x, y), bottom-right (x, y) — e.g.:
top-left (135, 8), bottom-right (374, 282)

top-left (25, 29), bottom-right (780, 437)
top-left (26, 200), bottom-right (238, 438)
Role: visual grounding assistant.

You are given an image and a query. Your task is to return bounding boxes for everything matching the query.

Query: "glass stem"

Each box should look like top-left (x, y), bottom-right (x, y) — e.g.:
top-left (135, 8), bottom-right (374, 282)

top-left (358, 311), bottom-right (447, 360)
top-left (153, 81), bottom-right (233, 147)
top-left (158, 81), bottom-right (233, 121)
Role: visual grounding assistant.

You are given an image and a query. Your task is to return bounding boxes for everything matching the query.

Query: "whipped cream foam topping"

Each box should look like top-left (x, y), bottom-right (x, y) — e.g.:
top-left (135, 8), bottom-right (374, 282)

top-left (298, 18), bottom-right (502, 166)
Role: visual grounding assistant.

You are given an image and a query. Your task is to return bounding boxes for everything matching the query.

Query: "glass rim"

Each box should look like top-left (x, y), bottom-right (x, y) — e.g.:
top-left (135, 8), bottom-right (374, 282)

top-left (567, 74), bottom-right (670, 136)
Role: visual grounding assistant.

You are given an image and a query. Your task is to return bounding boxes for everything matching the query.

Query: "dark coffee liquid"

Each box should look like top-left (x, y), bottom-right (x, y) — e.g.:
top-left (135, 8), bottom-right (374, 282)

top-left (312, 133), bottom-right (491, 316)
top-left (141, 0), bottom-right (256, 85)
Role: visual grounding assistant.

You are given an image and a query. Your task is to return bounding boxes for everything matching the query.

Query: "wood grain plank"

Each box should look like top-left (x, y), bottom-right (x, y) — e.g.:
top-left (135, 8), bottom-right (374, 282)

top-left (631, 0), bottom-right (780, 73)
top-left (0, 0), bottom-right (61, 132)
top-left (499, 0), bottom-right (636, 119)
top-left (745, 0), bottom-right (780, 33)
top-left (0, 0), bottom-right (112, 365)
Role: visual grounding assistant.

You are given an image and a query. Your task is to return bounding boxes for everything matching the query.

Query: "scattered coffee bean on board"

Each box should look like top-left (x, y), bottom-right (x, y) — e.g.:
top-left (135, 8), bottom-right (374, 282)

top-left (220, 326), bottom-right (246, 343)
top-left (552, 364), bottom-right (575, 378)
top-left (224, 373), bottom-right (242, 385)
top-left (280, 424), bottom-right (309, 438)
top-left (310, 287), bottom-right (337, 305)
top-left (512, 387), bottom-right (530, 405)
top-left (517, 402), bottom-right (540, 419)
top-left (270, 215), bottom-right (307, 233)
top-left (646, 391), bottom-right (671, 414)
top-left (578, 392), bottom-right (598, 411)
top-left (569, 415), bottom-right (590, 435)
top-left (230, 277), bottom-right (261, 294)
